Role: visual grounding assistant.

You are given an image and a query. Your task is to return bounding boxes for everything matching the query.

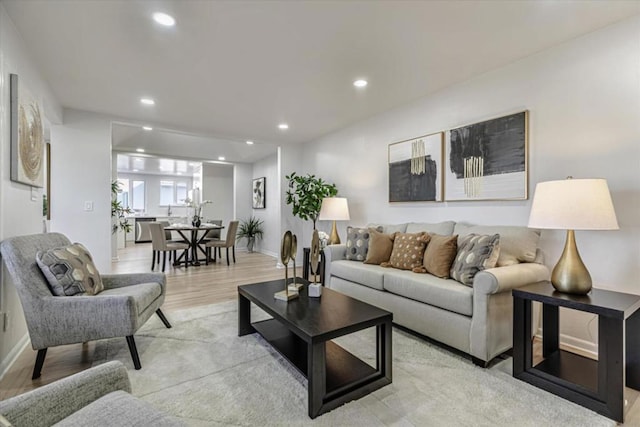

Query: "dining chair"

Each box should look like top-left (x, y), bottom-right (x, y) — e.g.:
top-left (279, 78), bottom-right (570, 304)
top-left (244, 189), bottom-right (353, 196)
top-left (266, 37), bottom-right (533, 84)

top-left (205, 220), bottom-right (239, 266)
top-left (149, 222), bottom-right (190, 272)
top-left (203, 219), bottom-right (223, 258)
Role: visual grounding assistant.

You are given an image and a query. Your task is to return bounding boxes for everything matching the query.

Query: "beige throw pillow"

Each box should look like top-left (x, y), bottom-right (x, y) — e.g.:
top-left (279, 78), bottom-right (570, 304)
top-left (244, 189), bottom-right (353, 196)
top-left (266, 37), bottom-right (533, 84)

top-left (421, 234), bottom-right (458, 278)
top-left (364, 229), bottom-right (396, 265)
top-left (383, 232), bottom-right (429, 270)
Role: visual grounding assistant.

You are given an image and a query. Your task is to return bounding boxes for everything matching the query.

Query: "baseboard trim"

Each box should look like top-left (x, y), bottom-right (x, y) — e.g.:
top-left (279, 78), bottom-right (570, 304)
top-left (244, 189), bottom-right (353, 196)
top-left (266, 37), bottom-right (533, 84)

top-left (0, 333), bottom-right (29, 382)
top-left (534, 330), bottom-right (597, 360)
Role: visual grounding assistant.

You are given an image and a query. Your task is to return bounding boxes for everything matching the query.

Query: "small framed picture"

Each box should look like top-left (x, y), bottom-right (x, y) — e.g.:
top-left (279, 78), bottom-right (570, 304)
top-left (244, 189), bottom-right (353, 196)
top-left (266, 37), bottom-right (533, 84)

top-left (252, 177), bottom-right (266, 209)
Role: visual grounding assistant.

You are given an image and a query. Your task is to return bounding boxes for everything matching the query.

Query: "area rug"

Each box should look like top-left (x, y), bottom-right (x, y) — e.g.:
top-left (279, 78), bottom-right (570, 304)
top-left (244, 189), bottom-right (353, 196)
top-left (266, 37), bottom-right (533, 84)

top-left (92, 301), bottom-right (614, 426)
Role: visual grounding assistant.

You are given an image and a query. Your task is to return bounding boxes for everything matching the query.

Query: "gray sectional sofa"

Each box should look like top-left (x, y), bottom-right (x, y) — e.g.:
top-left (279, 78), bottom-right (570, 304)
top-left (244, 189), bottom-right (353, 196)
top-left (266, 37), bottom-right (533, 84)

top-left (324, 221), bottom-right (550, 366)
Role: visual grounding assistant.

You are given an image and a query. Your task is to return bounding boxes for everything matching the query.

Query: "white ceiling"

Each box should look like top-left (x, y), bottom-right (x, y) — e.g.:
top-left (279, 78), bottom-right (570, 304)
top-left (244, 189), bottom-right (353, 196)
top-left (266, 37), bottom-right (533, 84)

top-left (4, 0), bottom-right (639, 148)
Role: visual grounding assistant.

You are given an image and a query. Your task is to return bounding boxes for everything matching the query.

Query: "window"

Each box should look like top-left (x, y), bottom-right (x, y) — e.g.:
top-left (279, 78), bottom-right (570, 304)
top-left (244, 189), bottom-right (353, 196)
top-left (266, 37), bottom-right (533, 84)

top-left (131, 180), bottom-right (145, 211)
top-left (116, 178), bottom-right (130, 209)
top-left (159, 180), bottom-right (189, 205)
top-left (176, 182), bottom-right (188, 204)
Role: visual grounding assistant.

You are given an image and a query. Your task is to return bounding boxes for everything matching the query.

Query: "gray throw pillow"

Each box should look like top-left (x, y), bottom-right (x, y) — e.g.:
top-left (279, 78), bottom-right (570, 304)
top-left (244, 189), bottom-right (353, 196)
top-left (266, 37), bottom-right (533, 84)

top-left (36, 243), bottom-right (104, 296)
top-left (450, 234), bottom-right (500, 286)
top-left (345, 226), bottom-right (382, 261)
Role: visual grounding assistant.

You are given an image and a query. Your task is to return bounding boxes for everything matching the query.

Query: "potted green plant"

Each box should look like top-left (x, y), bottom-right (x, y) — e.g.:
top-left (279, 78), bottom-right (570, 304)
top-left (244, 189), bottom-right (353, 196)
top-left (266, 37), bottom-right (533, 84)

top-left (237, 216), bottom-right (264, 253)
top-left (285, 172), bottom-right (338, 229)
top-left (111, 180), bottom-right (133, 234)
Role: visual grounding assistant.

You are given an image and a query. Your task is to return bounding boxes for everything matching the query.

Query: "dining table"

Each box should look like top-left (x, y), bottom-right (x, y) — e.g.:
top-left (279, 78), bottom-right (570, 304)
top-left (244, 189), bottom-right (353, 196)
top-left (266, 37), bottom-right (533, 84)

top-left (165, 223), bottom-right (225, 266)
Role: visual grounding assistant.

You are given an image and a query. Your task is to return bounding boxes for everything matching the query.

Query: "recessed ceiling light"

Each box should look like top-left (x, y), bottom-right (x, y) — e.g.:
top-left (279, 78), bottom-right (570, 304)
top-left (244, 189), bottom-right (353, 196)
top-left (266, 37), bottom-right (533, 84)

top-left (140, 98), bottom-right (155, 105)
top-left (246, 140), bottom-right (254, 145)
top-left (218, 156), bottom-right (225, 161)
top-left (353, 79), bottom-right (368, 88)
top-left (278, 123), bottom-right (289, 130)
top-left (136, 148), bottom-right (145, 153)
top-left (142, 126), bottom-right (152, 131)
top-left (153, 12), bottom-right (175, 27)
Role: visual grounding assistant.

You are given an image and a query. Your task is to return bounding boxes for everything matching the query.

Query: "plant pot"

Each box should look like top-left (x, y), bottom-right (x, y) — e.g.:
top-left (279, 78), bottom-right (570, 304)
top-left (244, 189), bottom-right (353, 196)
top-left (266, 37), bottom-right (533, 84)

top-left (192, 217), bottom-right (201, 227)
top-left (247, 237), bottom-right (255, 253)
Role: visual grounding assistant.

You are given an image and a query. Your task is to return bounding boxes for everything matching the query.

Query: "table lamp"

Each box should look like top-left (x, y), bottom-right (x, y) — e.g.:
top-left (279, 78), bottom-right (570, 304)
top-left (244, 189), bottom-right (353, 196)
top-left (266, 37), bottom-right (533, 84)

top-left (318, 197), bottom-right (350, 245)
top-left (528, 177), bottom-right (618, 295)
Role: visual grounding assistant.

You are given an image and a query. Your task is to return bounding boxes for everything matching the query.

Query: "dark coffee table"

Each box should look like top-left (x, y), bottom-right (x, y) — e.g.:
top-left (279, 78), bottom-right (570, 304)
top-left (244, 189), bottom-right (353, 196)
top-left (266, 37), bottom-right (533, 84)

top-left (238, 278), bottom-right (392, 419)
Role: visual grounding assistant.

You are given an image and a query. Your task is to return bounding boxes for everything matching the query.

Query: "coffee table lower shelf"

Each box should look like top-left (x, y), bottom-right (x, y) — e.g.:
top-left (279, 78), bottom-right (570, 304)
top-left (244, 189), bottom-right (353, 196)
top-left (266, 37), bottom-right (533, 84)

top-left (252, 318), bottom-right (381, 400)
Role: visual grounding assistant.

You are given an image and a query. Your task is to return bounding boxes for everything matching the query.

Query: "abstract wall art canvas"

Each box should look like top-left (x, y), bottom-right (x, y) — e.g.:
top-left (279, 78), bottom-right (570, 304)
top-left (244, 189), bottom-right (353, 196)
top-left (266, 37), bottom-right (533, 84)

top-left (445, 111), bottom-right (528, 201)
top-left (389, 132), bottom-right (443, 202)
top-left (253, 177), bottom-right (266, 209)
top-left (10, 74), bottom-right (45, 187)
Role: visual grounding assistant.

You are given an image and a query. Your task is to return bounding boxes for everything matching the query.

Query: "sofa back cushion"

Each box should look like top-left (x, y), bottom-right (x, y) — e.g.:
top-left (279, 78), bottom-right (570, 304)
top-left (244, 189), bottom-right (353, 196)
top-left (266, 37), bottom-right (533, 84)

top-left (383, 232), bottom-right (430, 270)
top-left (405, 221), bottom-right (456, 236)
top-left (364, 229), bottom-right (396, 265)
top-left (422, 234), bottom-right (458, 278)
top-left (450, 234), bottom-right (500, 286)
top-left (366, 223), bottom-right (407, 234)
top-left (345, 226), bottom-right (382, 261)
top-left (453, 223), bottom-right (540, 266)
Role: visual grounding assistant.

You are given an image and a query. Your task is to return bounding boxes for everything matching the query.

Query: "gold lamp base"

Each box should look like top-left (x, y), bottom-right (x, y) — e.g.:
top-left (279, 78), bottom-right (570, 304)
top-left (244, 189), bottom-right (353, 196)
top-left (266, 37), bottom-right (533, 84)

top-left (329, 220), bottom-right (341, 245)
top-left (551, 230), bottom-right (592, 295)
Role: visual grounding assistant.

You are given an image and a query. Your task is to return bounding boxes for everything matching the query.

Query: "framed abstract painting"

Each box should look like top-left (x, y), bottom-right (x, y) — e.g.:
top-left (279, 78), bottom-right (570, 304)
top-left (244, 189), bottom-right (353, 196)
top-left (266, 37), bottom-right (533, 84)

top-left (389, 132), bottom-right (443, 202)
top-left (253, 177), bottom-right (266, 209)
top-left (10, 74), bottom-right (45, 188)
top-left (444, 111), bottom-right (528, 201)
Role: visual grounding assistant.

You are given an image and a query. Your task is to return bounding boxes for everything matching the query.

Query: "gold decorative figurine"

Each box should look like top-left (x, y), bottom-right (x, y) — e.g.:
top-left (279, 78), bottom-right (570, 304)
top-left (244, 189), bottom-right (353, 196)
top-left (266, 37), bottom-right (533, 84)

top-left (288, 234), bottom-right (302, 291)
top-left (275, 231), bottom-right (298, 301)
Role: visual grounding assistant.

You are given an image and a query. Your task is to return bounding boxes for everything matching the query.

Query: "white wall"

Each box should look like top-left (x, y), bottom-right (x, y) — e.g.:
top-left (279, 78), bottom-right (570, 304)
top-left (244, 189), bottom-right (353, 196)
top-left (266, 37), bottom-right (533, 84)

top-left (202, 163), bottom-right (233, 225)
top-left (0, 3), bottom-right (63, 375)
top-left (50, 109), bottom-right (112, 271)
top-left (234, 162), bottom-right (253, 249)
top-left (251, 154), bottom-right (279, 257)
top-left (300, 16), bottom-right (640, 354)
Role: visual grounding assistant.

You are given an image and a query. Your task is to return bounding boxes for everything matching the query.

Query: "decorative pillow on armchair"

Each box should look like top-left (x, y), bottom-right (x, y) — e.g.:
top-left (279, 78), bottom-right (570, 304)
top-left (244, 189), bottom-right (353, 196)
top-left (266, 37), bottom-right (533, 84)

top-left (450, 234), bottom-right (500, 286)
top-left (383, 232), bottom-right (430, 270)
top-left (36, 243), bottom-right (104, 296)
top-left (345, 226), bottom-right (383, 261)
top-left (364, 229), bottom-right (396, 265)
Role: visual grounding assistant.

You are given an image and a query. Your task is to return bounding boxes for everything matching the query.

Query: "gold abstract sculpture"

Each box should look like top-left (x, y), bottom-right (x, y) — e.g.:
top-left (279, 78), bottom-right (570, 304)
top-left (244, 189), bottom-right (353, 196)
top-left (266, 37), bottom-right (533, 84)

top-left (288, 234), bottom-right (302, 291)
top-left (275, 231), bottom-right (298, 301)
top-left (310, 230), bottom-right (320, 284)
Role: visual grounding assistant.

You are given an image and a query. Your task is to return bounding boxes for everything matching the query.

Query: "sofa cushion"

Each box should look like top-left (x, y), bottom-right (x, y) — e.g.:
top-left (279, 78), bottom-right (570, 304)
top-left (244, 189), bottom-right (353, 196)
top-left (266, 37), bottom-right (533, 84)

top-left (422, 234), bottom-right (458, 278)
top-left (405, 221), bottom-right (456, 236)
top-left (56, 390), bottom-right (182, 427)
top-left (367, 223), bottom-right (407, 234)
top-left (330, 260), bottom-right (386, 291)
top-left (453, 223), bottom-right (540, 266)
top-left (383, 269), bottom-right (473, 316)
top-left (364, 229), bottom-right (396, 265)
top-left (384, 232), bottom-right (429, 270)
top-left (345, 226), bottom-right (382, 261)
top-left (100, 282), bottom-right (162, 315)
top-left (36, 243), bottom-right (104, 296)
top-left (450, 234), bottom-right (500, 286)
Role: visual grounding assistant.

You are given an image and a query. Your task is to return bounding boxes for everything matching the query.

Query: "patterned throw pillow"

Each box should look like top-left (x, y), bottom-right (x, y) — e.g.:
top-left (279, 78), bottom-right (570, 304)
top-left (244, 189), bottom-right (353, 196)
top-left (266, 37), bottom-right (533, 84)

top-left (383, 232), bottom-right (430, 270)
top-left (364, 229), bottom-right (396, 265)
top-left (345, 226), bottom-right (382, 261)
top-left (36, 243), bottom-right (104, 296)
top-left (450, 234), bottom-right (500, 286)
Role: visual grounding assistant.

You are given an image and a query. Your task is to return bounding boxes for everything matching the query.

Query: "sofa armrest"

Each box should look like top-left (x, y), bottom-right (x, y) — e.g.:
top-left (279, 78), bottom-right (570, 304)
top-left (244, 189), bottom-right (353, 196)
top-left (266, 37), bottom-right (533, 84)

top-left (473, 263), bottom-right (550, 295)
top-left (0, 361), bottom-right (130, 427)
top-left (323, 245), bottom-right (347, 286)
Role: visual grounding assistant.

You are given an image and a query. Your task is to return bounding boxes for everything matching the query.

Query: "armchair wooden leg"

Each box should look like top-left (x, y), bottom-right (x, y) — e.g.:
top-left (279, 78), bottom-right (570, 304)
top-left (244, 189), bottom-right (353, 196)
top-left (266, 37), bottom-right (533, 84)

top-left (126, 336), bottom-right (142, 370)
top-left (32, 348), bottom-right (47, 379)
top-left (156, 309), bottom-right (172, 328)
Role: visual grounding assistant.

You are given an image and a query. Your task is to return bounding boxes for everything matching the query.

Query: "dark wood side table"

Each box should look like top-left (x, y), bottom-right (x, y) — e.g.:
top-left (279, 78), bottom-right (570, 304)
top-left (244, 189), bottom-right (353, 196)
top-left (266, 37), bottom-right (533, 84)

top-left (302, 247), bottom-right (325, 285)
top-left (513, 281), bottom-right (640, 422)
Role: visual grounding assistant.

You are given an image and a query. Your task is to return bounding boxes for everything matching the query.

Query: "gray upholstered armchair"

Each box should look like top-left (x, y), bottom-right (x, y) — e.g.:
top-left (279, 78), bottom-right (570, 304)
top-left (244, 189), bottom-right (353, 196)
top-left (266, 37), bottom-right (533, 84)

top-left (0, 233), bottom-right (171, 379)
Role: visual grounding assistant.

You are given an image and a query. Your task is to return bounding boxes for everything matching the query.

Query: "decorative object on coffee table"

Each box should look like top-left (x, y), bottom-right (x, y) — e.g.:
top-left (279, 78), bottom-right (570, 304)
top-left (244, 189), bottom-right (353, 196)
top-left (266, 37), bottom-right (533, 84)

top-left (310, 230), bottom-right (320, 284)
top-left (318, 197), bottom-right (350, 244)
top-left (528, 177), bottom-right (618, 294)
top-left (288, 234), bottom-right (302, 291)
top-left (275, 231), bottom-right (298, 301)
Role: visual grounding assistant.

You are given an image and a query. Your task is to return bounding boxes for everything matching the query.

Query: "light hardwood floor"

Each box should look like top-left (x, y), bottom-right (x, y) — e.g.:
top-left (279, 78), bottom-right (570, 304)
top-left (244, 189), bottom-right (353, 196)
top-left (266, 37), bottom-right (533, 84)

top-left (0, 243), bottom-right (292, 400)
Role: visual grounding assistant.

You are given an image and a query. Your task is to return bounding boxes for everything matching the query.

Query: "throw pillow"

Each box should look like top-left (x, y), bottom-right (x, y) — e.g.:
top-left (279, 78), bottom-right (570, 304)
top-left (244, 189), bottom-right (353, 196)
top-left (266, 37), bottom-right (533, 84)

top-left (364, 229), bottom-right (396, 265)
top-left (345, 226), bottom-right (382, 261)
top-left (384, 232), bottom-right (430, 270)
top-left (450, 234), bottom-right (501, 286)
top-left (36, 243), bottom-right (104, 296)
top-left (421, 234), bottom-right (459, 278)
